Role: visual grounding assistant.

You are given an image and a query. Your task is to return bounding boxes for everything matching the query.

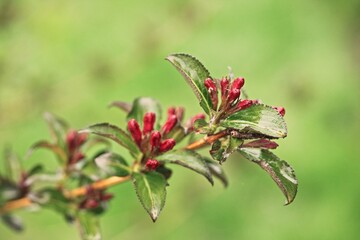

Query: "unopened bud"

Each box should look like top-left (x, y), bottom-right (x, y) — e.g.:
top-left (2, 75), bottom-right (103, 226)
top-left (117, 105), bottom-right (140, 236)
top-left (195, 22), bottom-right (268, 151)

top-left (82, 199), bottom-right (99, 209)
top-left (220, 77), bottom-right (230, 97)
top-left (274, 106), bottom-right (286, 116)
top-left (228, 89), bottom-right (240, 103)
top-left (167, 107), bottom-right (176, 117)
top-left (66, 130), bottom-right (77, 153)
top-left (159, 139), bottom-right (176, 152)
top-left (145, 159), bottom-right (160, 170)
top-left (237, 99), bottom-right (253, 110)
top-left (128, 119), bottom-right (142, 147)
top-left (204, 78), bottom-right (218, 109)
top-left (162, 115), bottom-right (178, 134)
top-left (143, 112), bottom-right (156, 134)
top-left (150, 131), bottom-right (161, 150)
top-left (231, 77), bottom-right (245, 91)
top-left (101, 193), bottom-right (114, 202)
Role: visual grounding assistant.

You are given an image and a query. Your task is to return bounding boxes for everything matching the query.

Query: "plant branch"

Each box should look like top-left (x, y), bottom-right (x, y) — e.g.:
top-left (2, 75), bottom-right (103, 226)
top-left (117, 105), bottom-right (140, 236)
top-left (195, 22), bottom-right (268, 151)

top-left (0, 175), bottom-right (131, 214)
top-left (185, 130), bottom-right (228, 150)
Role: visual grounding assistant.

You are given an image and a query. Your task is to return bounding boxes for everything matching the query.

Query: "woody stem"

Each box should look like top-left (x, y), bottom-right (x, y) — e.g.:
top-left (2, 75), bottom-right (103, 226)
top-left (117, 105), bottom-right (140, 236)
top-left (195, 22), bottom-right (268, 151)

top-left (0, 175), bottom-right (131, 214)
top-left (185, 130), bottom-right (228, 150)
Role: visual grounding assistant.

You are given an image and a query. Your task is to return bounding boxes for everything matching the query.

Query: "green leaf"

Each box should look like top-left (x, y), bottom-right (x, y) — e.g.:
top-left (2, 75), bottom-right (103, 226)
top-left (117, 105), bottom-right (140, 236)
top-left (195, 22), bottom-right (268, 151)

top-left (166, 53), bottom-right (213, 115)
top-left (95, 152), bottom-right (130, 177)
top-left (76, 211), bottom-right (102, 240)
top-left (132, 171), bottom-right (167, 222)
top-left (108, 101), bottom-right (132, 113)
top-left (238, 148), bottom-right (298, 205)
top-left (43, 112), bottom-right (68, 147)
top-left (3, 147), bottom-right (22, 183)
top-left (203, 158), bottom-right (228, 187)
top-left (127, 97), bottom-right (162, 129)
top-left (27, 141), bottom-right (67, 163)
top-left (82, 123), bottom-right (141, 158)
top-left (157, 149), bottom-right (213, 185)
top-left (210, 136), bottom-right (243, 163)
top-left (221, 104), bottom-right (287, 138)
top-left (1, 214), bottom-right (24, 232)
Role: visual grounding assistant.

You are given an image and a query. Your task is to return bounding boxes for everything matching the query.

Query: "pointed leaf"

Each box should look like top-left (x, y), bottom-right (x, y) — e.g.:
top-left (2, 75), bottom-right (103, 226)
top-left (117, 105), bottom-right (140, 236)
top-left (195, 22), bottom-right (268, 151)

top-left (132, 171), bottom-right (166, 222)
top-left (76, 211), bottom-right (102, 240)
top-left (1, 214), bottom-right (24, 232)
top-left (127, 97), bottom-right (162, 129)
top-left (157, 149), bottom-right (213, 185)
top-left (238, 148), bottom-right (298, 205)
top-left (210, 136), bottom-right (243, 163)
top-left (3, 147), bottom-right (22, 182)
top-left (108, 101), bottom-right (132, 113)
top-left (95, 152), bottom-right (130, 177)
top-left (166, 53), bottom-right (213, 115)
top-left (27, 141), bottom-right (67, 163)
top-left (82, 123), bottom-right (141, 158)
top-left (203, 158), bottom-right (228, 187)
top-left (221, 104), bottom-right (287, 138)
top-left (43, 112), bottom-right (68, 146)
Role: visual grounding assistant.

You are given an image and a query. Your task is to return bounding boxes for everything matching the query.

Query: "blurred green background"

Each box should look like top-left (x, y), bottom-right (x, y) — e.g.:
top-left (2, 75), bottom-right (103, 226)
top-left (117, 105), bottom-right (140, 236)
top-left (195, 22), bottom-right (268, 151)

top-left (1, 0), bottom-right (359, 239)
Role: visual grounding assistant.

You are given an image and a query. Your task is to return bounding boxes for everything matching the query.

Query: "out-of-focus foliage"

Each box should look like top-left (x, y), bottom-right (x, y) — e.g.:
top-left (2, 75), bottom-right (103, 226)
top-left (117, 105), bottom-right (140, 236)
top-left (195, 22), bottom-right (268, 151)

top-left (0, 0), bottom-right (359, 239)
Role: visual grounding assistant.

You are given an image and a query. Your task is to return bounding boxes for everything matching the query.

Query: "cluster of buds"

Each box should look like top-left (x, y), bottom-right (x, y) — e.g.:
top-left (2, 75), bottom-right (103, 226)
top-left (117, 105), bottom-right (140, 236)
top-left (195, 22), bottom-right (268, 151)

top-left (204, 77), bottom-right (286, 117)
top-left (66, 130), bottom-right (88, 165)
top-left (127, 111), bottom-right (178, 171)
top-left (79, 187), bottom-right (113, 210)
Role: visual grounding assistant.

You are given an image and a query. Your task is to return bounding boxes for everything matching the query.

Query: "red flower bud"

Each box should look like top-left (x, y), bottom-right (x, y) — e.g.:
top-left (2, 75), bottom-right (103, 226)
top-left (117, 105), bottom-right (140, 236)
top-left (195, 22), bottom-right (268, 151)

top-left (82, 199), bottom-right (99, 209)
top-left (237, 99), bottom-right (253, 110)
top-left (159, 139), bottom-right (176, 152)
top-left (242, 139), bottom-right (278, 149)
top-left (128, 119), bottom-right (142, 147)
top-left (101, 193), bottom-right (114, 202)
top-left (274, 106), bottom-right (285, 116)
top-left (162, 115), bottom-right (178, 134)
top-left (145, 159), bottom-right (160, 170)
top-left (191, 113), bottom-right (206, 125)
top-left (205, 78), bottom-right (216, 90)
top-left (227, 89), bottom-right (240, 103)
top-left (204, 78), bottom-right (218, 109)
top-left (231, 77), bottom-right (245, 91)
top-left (66, 130), bottom-right (77, 153)
top-left (77, 132), bottom-right (88, 146)
top-left (150, 131), bottom-right (161, 150)
top-left (143, 112), bottom-right (156, 134)
top-left (220, 77), bottom-right (230, 97)
top-left (167, 107), bottom-right (176, 117)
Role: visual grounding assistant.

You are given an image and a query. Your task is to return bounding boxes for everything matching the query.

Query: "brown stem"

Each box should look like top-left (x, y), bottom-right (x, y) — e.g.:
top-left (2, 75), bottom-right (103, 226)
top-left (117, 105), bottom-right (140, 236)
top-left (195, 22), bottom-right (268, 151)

top-left (185, 130), bottom-right (228, 150)
top-left (0, 175), bottom-right (131, 214)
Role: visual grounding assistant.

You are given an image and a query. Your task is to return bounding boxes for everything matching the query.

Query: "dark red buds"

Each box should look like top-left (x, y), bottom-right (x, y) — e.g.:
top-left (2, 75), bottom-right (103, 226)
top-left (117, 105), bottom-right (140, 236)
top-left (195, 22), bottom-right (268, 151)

top-left (204, 78), bottom-right (218, 109)
top-left (143, 112), bottom-right (156, 134)
top-left (150, 131), bottom-right (161, 149)
top-left (220, 77), bottom-right (230, 97)
top-left (274, 107), bottom-right (286, 116)
top-left (162, 115), bottom-right (178, 134)
top-left (145, 159), bottom-right (160, 170)
top-left (128, 119), bottom-right (142, 147)
top-left (228, 89), bottom-right (240, 103)
top-left (237, 99), bottom-right (253, 110)
top-left (159, 139), bottom-right (176, 152)
top-left (231, 77), bottom-right (245, 91)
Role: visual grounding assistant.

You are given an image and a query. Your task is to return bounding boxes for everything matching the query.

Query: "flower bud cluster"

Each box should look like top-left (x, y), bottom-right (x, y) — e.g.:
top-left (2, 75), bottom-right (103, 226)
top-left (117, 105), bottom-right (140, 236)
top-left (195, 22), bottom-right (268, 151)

top-left (66, 130), bottom-right (88, 165)
top-left (79, 187), bottom-right (113, 210)
top-left (203, 77), bottom-right (286, 118)
top-left (127, 112), bottom-right (177, 171)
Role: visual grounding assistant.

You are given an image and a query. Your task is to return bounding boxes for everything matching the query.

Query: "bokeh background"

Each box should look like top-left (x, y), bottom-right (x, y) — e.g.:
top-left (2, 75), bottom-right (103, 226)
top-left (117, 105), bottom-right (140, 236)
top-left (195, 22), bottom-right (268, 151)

top-left (1, 0), bottom-right (359, 239)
